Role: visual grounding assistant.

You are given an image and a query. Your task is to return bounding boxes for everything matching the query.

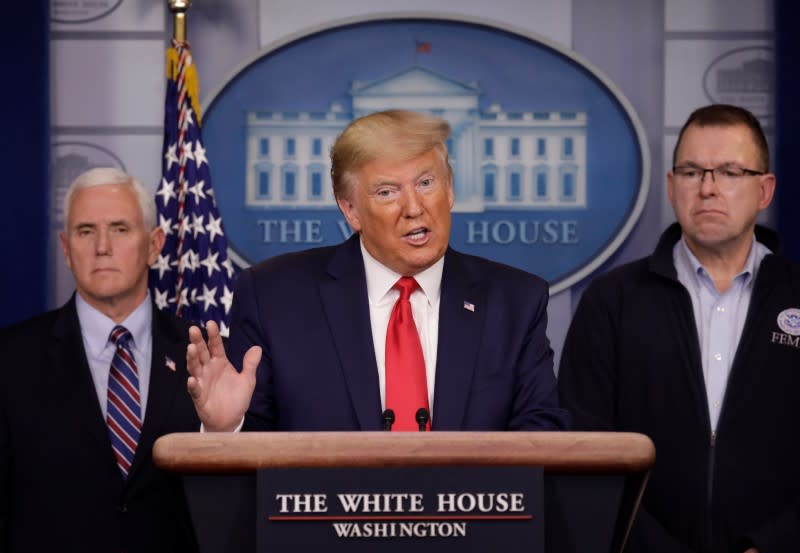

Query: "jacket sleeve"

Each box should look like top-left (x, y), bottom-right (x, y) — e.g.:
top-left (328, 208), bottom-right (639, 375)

top-left (558, 282), bottom-right (696, 553)
top-left (507, 279), bottom-right (571, 431)
top-left (228, 268), bottom-right (277, 431)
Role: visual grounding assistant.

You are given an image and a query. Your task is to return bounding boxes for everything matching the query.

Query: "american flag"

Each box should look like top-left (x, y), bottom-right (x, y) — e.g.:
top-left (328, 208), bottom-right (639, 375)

top-left (149, 39), bottom-right (235, 336)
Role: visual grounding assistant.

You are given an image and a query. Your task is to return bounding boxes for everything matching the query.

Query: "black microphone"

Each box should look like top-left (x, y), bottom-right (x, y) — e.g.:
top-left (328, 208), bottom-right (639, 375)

top-left (415, 407), bottom-right (430, 431)
top-left (382, 409), bottom-right (395, 431)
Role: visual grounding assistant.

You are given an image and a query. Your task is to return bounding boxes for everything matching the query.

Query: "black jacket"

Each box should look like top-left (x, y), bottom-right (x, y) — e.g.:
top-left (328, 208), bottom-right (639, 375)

top-left (559, 224), bottom-right (800, 553)
top-left (0, 298), bottom-right (199, 553)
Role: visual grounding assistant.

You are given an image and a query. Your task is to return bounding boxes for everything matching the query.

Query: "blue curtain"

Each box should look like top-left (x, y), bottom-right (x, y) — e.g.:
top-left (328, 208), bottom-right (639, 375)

top-left (0, 2), bottom-right (49, 327)
top-left (775, 0), bottom-right (800, 262)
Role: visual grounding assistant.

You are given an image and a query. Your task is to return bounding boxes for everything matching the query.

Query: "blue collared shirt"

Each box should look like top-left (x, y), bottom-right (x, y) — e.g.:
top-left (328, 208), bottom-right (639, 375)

top-left (673, 237), bottom-right (770, 431)
top-left (75, 294), bottom-right (153, 420)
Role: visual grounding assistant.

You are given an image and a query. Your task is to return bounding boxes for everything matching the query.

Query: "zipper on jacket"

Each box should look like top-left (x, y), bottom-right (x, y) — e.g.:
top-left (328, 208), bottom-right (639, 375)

top-left (707, 431), bottom-right (716, 549)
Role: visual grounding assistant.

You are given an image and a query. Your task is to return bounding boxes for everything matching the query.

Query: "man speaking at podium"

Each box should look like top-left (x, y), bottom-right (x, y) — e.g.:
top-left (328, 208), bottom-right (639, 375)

top-left (186, 110), bottom-right (569, 433)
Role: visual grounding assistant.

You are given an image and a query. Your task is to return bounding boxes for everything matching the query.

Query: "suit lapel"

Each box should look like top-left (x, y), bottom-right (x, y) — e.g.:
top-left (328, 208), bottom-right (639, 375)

top-left (432, 250), bottom-right (485, 430)
top-left (128, 307), bottom-right (187, 478)
top-left (50, 298), bottom-right (112, 448)
top-left (319, 236), bottom-right (383, 430)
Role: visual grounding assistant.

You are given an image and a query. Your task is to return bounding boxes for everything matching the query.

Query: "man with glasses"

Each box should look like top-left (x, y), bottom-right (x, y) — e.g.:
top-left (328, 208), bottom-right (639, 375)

top-left (559, 104), bottom-right (800, 553)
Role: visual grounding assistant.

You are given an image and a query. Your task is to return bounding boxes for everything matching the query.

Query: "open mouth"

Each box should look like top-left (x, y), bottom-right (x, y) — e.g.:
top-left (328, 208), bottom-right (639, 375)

top-left (404, 228), bottom-right (430, 244)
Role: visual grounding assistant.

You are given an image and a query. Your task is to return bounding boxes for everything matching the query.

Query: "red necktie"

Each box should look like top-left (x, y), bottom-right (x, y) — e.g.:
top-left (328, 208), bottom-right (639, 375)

top-left (385, 277), bottom-right (430, 431)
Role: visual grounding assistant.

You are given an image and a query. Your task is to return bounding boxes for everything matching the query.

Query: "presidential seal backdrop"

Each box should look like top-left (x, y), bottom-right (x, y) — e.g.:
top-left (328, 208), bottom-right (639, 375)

top-left (196, 15), bottom-right (649, 294)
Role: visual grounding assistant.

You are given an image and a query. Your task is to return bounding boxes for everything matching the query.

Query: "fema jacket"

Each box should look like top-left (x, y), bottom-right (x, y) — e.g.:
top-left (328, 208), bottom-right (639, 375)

top-left (558, 223), bottom-right (800, 553)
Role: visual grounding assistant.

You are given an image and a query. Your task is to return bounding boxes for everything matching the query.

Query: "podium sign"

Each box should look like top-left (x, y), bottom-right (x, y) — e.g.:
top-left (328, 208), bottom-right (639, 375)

top-left (257, 466), bottom-right (544, 552)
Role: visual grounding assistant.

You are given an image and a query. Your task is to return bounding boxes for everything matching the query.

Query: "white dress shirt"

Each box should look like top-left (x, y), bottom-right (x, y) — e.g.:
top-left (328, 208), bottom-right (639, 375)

top-left (361, 240), bottom-right (444, 415)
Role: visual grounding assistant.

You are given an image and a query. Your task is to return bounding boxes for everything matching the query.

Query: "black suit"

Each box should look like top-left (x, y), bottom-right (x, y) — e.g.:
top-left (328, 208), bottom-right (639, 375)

top-left (0, 298), bottom-right (199, 553)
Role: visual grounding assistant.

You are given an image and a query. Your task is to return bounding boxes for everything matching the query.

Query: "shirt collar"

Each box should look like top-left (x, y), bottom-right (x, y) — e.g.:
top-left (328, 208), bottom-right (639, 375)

top-left (75, 292), bottom-right (152, 357)
top-left (677, 234), bottom-right (768, 288)
top-left (360, 239), bottom-right (445, 306)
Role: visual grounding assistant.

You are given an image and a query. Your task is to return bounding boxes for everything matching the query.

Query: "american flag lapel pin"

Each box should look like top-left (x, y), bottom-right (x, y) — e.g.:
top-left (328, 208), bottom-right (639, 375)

top-left (463, 300), bottom-right (475, 312)
top-left (165, 356), bottom-right (176, 372)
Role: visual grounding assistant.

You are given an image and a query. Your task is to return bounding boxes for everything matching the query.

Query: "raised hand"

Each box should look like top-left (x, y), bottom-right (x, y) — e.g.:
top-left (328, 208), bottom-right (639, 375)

top-left (186, 320), bottom-right (261, 432)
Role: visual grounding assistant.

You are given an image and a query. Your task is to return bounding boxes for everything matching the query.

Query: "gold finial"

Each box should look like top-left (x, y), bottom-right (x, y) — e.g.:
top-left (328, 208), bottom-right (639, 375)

top-left (167, 0), bottom-right (192, 43)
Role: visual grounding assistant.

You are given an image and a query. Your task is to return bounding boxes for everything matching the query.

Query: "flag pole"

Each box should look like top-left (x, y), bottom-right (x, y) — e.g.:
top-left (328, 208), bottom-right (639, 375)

top-left (167, 0), bottom-right (191, 42)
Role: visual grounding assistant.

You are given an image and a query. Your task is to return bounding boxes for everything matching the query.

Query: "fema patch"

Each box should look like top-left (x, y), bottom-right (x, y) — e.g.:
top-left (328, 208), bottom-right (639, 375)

top-left (203, 17), bottom-right (649, 293)
top-left (777, 308), bottom-right (800, 337)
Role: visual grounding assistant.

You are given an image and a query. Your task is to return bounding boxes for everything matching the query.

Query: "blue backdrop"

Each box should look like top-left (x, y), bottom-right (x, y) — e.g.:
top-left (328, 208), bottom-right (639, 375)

top-left (0, 2), bottom-right (49, 328)
top-left (0, 2), bottom-right (796, 329)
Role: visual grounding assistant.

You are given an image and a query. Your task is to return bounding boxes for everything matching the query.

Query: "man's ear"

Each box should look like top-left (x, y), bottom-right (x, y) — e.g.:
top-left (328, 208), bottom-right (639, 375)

top-left (757, 173), bottom-right (776, 211)
top-left (59, 231), bottom-right (72, 271)
top-left (148, 227), bottom-right (166, 265)
top-left (337, 197), bottom-right (362, 232)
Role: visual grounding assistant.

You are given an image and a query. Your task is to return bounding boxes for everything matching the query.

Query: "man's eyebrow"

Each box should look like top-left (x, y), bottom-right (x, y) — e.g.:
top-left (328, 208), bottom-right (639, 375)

top-left (677, 160), bottom-right (740, 167)
top-left (415, 166), bottom-right (435, 178)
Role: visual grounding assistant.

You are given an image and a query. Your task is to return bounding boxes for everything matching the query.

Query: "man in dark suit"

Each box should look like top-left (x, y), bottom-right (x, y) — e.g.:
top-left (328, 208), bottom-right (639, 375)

top-left (187, 110), bottom-right (569, 432)
top-left (0, 168), bottom-right (199, 552)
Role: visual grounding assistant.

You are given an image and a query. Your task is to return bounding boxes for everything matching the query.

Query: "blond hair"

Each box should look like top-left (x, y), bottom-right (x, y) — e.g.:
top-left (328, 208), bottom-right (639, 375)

top-left (330, 110), bottom-right (452, 200)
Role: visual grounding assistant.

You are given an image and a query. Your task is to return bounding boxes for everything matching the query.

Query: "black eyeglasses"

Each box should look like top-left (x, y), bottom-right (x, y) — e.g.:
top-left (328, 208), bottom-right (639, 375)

top-left (672, 164), bottom-right (766, 190)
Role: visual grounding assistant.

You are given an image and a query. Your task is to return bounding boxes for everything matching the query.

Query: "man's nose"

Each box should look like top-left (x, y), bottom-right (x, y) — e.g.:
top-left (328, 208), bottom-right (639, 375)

top-left (399, 187), bottom-right (423, 217)
top-left (698, 169), bottom-right (719, 196)
top-left (95, 230), bottom-right (111, 254)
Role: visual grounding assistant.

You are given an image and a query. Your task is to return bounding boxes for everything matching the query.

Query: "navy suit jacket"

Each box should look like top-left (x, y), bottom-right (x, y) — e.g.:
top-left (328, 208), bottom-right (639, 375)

top-left (230, 235), bottom-right (569, 431)
top-left (0, 298), bottom-right (199, 553)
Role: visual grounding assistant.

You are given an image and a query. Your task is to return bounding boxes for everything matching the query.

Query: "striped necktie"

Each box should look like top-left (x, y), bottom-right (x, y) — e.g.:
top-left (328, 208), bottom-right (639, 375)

top-left (107, 325), bottom-right (142, 479)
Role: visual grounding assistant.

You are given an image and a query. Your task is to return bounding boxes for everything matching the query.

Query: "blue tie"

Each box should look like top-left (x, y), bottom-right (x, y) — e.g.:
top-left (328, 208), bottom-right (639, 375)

top-left (107, 326), bottom-right (142, 479)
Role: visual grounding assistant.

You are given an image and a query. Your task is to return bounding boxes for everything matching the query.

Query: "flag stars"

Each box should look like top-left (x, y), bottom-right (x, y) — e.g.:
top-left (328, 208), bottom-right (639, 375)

top-left (200, 251), bottom-right (220, 277)
top-left (194, 141), bottom-right (208, 168)
top-left (191, 213), bottom-right (206, 238)
top-left (178, 250), bottom-right (200, 273)
top-left (179, 141), bottom-right (195, 163)
top-left (152, 44), bottom-right (234, 335)
top-left (199, 284), bottom-right (218, 312)
top-left (153, 288), bottom-right (170, 310)
top-left (158, 214), bottom-right (174, 237)
top-left (181, 108), bottom-right (195, 129)
top-left (156, 178), bottom-right (177, 206)
top-left (164, 144), bottom-right (179, 170)
top-left (174, 287), bottom-right (190, 309)
top-left (220, 285), bottom-right (234, 315)
top-left (152, 254), bottom-right (173, 279)
top-left (188, 180), bottom-right (207, 204)
top-left (205, 214), bottom-right (225, 242)
top-left (177, 218), bottom-right (192, 239)
top-left (222, 257), bottom-right (235, 279)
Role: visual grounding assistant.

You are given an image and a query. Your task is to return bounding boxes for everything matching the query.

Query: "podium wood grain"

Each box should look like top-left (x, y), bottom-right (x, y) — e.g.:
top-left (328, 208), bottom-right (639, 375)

top-left (153, 431), bottom-right (654, 473)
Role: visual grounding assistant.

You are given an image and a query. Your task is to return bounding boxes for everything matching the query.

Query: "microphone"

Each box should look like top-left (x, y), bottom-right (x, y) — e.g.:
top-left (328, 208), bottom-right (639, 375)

top-left (415, 407), bottom-right (430, 431)
top-left (382, 409), bottom-right (395, 431)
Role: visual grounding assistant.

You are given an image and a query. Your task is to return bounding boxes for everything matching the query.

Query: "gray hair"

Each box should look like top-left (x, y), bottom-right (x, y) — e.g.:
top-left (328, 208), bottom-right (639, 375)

top-left (63, 167), bottom-right (156, 231)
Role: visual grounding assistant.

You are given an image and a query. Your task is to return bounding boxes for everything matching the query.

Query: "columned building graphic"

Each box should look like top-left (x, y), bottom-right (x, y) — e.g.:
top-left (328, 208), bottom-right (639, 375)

top-left (245, 66), bottom-right (587, 212)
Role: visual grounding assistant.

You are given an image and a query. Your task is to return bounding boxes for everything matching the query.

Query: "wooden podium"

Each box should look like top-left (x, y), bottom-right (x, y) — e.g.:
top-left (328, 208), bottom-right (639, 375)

top-left (154, 432), bottom-right (654, 553)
